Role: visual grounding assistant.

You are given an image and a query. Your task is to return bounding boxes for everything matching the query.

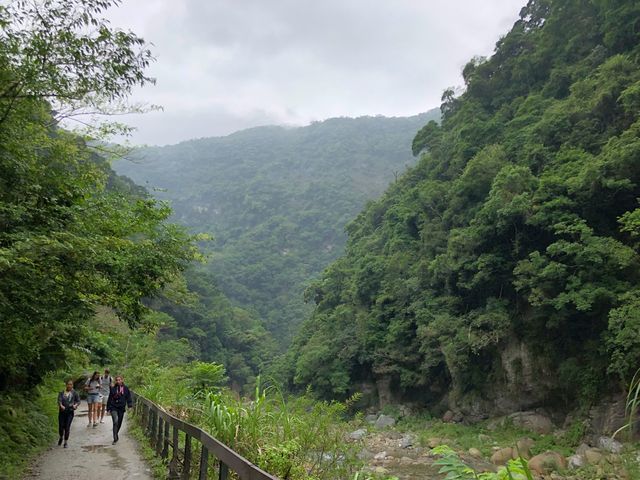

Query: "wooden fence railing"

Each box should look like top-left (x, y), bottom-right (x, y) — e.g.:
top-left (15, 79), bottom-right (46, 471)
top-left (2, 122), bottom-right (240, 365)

top-left (131, 391), bottom-right (280, 480)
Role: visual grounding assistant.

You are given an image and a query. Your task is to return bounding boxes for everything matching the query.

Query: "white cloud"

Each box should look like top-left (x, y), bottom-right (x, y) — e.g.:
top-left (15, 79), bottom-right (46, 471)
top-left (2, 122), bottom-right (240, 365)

top-left (105, 0), bottom-right (525, 145)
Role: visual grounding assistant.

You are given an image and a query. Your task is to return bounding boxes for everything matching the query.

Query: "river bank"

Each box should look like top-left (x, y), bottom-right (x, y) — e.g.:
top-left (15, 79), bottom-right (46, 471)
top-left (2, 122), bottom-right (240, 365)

top-left (349, 411), bottom-right (640, 479)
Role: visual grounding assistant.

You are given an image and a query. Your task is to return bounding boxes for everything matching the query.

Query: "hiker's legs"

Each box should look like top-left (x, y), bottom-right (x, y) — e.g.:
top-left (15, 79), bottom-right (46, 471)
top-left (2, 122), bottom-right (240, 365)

top-left (63, 410), bottom-right (74, 441)
top-left (58, 411), bottom-right (65, 440)
top-left (115, 408), bottom-right (125, 435)
top-left (111, 409), bottom-right (120, 440)
top-left (99, 394), bottom-right (108, 421)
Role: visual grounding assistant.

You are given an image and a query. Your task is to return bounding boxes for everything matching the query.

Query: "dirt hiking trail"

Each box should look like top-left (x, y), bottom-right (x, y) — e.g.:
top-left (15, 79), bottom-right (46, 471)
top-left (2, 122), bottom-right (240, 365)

top-left (23, 401), bottom-right (153, 480)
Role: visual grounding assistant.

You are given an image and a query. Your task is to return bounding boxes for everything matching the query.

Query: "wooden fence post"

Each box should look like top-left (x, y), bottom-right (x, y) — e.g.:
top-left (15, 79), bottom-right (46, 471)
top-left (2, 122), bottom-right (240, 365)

top-left (218, 461), bottom-right (229, 480)
top-left (181, 434), bottom-right (192, 480)
top-left (199, 446), bottom-right (209, 480)
top-left (162, 417), bottom-right (170, 459)
top-left (156, 417), bottom-right (164, 455)
top-left (168, 424), bottom-right (180, 479)
top-left (132, 391), bottom-right (280, 480)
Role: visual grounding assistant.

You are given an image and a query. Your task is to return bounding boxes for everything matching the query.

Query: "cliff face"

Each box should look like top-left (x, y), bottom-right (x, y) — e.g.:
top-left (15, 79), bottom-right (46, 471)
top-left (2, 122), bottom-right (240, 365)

top-left (289, 0), bottom-right (640, 420)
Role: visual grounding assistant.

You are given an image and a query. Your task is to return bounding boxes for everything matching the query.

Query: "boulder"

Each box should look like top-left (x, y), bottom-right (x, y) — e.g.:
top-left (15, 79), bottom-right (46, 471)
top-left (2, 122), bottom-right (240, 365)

top-left (597, 436), bottom-right (623, 454)
top-left (364, 414), bottom-right (378, 424)
top-left (384, 430), bottom-right (402, 440)
top-left (349, 429), bottom-right (367, 441)
top-left (490, 447), bottom-right (514, 465)
top-left (374, 414), bottom-right (396, 429)
top-left (515, 437), bottom-right (535, 459)
top-left (508, 411), bottom-right (554, 434)
top-left (576, 443), bottom-right (590, 456)
top-left (427, 437), bottom-right (443, 449)
top-left (357, 449), bottom-right (374, 460)
top-left (399, 434), bottom-right (415, 448)
top-left (468, 448), bottom-right (483, 459)
top-left (373, 451), bottom-right (387, 461)
top-left (587, 394), bottom-right (627, 437)
top-left (478, 433), bottom-right (492, 444)
top-left (567, 454), bottom-right (584, 469)
top-left (527, 451), bottom-right (567, 475)
top-left (584, 448), bottom-right (604, 465)
top-left (442, 410), bottom-right (455, 422)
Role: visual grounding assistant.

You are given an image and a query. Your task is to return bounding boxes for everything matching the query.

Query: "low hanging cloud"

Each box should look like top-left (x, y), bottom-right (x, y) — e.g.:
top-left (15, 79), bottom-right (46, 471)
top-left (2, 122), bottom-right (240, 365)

top-left (106, 0), bottom-right (525, 145)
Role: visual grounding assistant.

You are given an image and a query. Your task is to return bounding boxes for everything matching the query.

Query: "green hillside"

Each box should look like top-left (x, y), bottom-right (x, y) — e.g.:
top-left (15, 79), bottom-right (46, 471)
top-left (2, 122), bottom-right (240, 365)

top-left (115, 112), bottom-right (439, 345)
top-left (291, 0), bottom-right (640, 417)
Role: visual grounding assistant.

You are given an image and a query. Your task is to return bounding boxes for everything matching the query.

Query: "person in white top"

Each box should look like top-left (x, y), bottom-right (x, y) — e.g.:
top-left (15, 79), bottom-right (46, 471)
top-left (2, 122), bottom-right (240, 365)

top-left (98, 368), bottom-right (113, 424)
top-left (84, 371), bottom-right (101, 427)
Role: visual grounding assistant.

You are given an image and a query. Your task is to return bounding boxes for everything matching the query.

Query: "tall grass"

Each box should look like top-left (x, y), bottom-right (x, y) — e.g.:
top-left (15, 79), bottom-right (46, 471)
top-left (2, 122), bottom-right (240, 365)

top-left (137, 368), bottom-right (363, 480)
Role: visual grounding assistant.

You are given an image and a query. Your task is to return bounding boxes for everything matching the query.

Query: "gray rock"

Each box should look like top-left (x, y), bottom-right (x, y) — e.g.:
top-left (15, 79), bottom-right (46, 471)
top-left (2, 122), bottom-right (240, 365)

top-left (375, 414), bottom-right (396, 429)
top-left (584, 448), bottom-right (604, 465)
top-left (597, 436), bottom-right (623, 454)
top-left (373, 451), bottom-right (387, 460)
top-left (508, 411), bottom-right (554, 434)
top-left (478, 433), bottom-right (492, 444)
top-left (576, 443), bottom-right (590, 456)
top-left (349, 429), bottom-right (367, 441)
top-left (399, 434), bottom-right (415, 448)
top-left (567, 454), bottom-right (584, 469)
top-left (365, 414), bottom-right (378, 424)
top-left (468, 447), bottom-right (483, 459)
top-left (357, 449), bottom-right (374, 460)
top-left (398, 404), bottom-right (413, 417)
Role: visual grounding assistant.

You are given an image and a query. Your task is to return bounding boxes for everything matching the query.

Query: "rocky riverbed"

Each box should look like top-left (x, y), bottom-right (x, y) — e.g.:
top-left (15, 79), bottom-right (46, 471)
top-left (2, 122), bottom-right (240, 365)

top-left (350, 412), bottom-right (639, 479)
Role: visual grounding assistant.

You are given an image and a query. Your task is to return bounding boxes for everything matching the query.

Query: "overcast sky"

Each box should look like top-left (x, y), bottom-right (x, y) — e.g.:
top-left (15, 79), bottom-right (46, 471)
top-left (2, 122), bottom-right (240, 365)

top-left (105, 0), bottom-right (525, 146)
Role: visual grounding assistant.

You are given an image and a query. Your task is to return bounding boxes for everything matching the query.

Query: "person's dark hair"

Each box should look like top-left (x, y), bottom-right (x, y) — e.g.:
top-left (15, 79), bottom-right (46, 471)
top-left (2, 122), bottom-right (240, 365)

top-left (90, 371), bottom-right (100, 381)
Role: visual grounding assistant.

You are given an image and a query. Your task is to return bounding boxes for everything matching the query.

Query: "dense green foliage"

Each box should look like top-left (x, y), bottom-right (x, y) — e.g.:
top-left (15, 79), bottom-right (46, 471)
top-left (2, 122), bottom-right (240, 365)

top-left (0, 0), bottom-right (198, 390)
top-left (147, 271), bottom-right (277, 390)
top-left (115, 112), bottom-right (439, 347)
top-left (291, 0), bottom-right (640, 411)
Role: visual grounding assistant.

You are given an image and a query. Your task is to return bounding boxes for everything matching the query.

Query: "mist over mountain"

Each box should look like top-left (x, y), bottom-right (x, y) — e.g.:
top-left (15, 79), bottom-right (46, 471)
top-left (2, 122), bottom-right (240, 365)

top-left (114, 111), bottom-right (439, 345)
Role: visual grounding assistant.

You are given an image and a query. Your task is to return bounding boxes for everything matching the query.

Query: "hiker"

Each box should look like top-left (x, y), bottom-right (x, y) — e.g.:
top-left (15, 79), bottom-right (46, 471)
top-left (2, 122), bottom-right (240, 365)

top-left (57, 380), bottom-right (80, 448)
top-left (98, 368), bottom-right (113, 423)
top-left (107, 375), bottom-right (132, 444)
top-left (84, 371), bottom-right (101, 427)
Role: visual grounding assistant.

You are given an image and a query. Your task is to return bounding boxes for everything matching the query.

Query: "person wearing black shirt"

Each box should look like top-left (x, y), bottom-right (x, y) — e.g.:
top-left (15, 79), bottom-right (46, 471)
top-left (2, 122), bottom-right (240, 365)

top-left (57, 380), bottom-right (80, 448)
top-left (106, 375), bottom-right (132, 444)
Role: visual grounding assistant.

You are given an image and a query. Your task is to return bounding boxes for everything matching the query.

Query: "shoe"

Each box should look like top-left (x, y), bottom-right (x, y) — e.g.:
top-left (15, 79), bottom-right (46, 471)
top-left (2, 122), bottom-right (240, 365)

top-left (112, 438), bottom-right (118, 444)
top-left (100, 420), bottom-right (104, 423)
top-left (63, 443), bottom-right (68, 448)
top-left (58, 437), bottom-right (63, 446)
top-left (93, 422), bottom-right (98, 427)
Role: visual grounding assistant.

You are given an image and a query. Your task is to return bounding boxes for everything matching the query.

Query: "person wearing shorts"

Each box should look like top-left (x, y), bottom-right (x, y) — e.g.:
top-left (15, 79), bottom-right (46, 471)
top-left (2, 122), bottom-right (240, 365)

top-left (98, 369), bottom-right (113, 423)
top-left (84, 371), bottom-right (101, 427)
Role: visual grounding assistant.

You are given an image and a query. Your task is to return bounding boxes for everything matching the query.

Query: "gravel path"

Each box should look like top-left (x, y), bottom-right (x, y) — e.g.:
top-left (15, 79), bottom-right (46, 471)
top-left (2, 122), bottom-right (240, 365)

top-left (23, 401), bottom-right (154, 480)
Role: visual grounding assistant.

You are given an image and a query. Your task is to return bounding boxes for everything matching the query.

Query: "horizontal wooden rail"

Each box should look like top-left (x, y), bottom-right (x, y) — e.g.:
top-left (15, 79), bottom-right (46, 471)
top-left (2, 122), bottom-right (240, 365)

top-left (131, 391), bottom-right (280, 480)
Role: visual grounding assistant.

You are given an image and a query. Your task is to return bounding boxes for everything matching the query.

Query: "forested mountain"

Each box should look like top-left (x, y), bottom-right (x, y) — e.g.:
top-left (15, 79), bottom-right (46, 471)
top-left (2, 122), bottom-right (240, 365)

top-left (290, 0), bottom-right (640, 417)
top-left (115, 112), bottom-right (439, 345)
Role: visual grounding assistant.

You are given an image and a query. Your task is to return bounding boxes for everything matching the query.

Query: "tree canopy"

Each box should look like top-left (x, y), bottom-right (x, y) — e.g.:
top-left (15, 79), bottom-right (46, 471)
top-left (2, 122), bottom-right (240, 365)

top-left (290, 0), bottom-right (640, 413)
top-left (0, 0), bottom-right (197, 389)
